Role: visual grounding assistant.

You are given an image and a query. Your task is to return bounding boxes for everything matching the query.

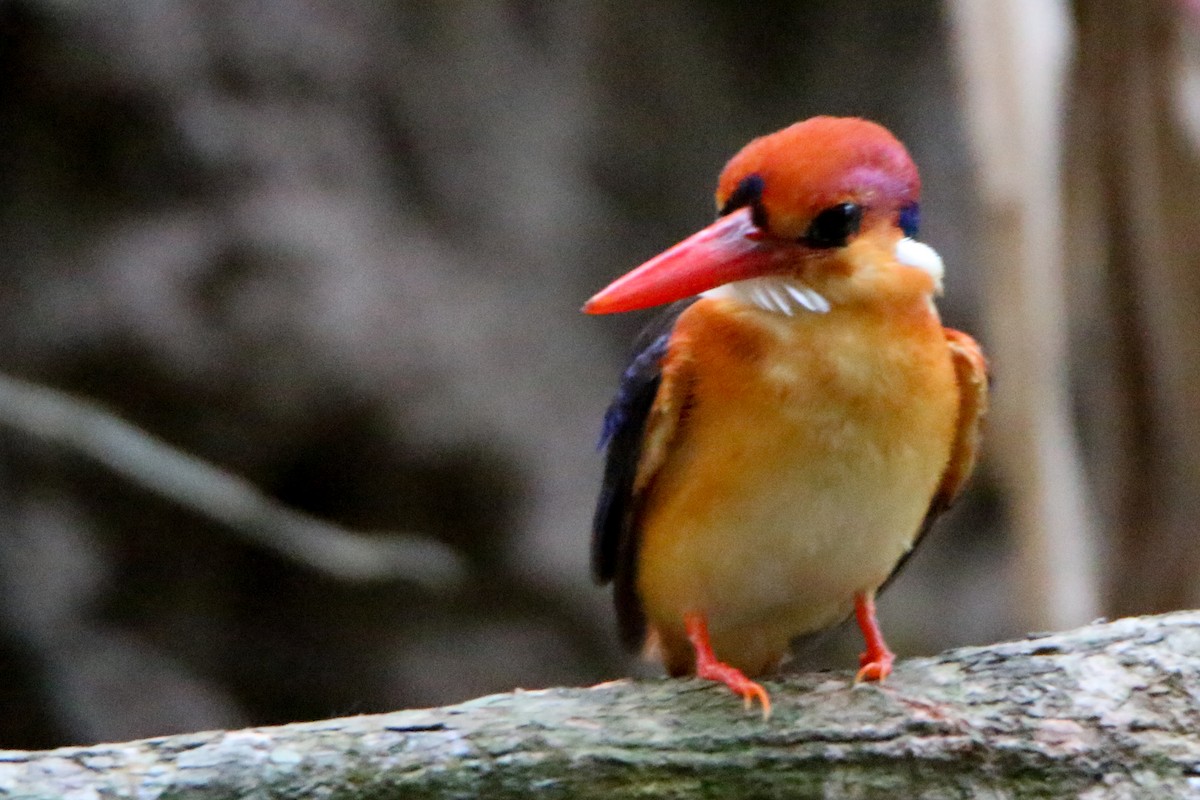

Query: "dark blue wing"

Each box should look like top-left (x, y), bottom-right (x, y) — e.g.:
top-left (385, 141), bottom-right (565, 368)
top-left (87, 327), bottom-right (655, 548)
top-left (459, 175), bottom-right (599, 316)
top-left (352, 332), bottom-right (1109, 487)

top-left (591, 299), bottom-right (695, 650)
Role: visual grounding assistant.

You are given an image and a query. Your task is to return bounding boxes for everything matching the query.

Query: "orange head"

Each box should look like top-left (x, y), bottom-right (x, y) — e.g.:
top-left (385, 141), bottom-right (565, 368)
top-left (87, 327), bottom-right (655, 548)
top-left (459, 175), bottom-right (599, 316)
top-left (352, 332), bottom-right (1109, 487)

top-left (584, 117), bottom-right (934, 314)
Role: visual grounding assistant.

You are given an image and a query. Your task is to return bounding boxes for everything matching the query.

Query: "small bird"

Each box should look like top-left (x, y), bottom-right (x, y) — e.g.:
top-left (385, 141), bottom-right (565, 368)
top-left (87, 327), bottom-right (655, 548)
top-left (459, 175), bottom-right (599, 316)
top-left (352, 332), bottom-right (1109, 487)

top-left (584, 117), bottom-right (987, 717)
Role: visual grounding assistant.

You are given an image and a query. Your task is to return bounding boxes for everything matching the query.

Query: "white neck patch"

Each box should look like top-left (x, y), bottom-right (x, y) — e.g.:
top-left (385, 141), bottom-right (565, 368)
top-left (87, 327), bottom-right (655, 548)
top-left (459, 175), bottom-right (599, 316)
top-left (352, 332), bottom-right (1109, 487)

top-left (895, 238), bottom-right (944, 294)
top-left (703, 276), bottom-right (831, 316)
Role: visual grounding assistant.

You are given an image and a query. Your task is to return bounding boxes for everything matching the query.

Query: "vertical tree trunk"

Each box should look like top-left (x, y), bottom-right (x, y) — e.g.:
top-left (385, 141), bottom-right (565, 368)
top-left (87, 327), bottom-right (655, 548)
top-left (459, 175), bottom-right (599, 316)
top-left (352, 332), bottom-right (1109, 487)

top-left (1067, 0), bottom-right (1200, 615)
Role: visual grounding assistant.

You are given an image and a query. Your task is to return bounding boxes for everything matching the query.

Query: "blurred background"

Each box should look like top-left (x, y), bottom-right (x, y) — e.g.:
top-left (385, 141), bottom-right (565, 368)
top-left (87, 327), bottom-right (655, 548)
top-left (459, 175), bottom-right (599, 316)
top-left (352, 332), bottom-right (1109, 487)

top-left (1, 0), bottom-right (1197, 748)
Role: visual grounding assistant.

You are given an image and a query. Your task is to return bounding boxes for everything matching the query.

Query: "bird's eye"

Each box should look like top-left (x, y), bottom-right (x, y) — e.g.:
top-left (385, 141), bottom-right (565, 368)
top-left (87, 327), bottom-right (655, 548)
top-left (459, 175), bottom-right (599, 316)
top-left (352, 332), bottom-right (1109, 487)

top-left (719, 173), bottom-right (769, 230)
top-left (802, 202), bottom-right (863, 248)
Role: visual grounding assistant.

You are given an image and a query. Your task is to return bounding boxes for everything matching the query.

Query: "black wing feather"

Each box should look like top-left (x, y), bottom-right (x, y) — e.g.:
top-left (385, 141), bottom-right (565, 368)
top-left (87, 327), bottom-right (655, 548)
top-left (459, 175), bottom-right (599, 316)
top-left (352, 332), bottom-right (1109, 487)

top-left (591, 299), bottom-right (695, 650)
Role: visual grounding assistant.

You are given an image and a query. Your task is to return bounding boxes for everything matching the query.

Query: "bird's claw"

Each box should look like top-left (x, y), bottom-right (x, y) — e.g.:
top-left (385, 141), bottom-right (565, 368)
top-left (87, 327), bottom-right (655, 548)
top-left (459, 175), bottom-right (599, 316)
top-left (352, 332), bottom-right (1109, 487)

top-left (854, 649), bottom-right (895, 683)
top-left (699, 664), bottom-right (771, 719)
top-left (736, 678), bottom-right (772, 719)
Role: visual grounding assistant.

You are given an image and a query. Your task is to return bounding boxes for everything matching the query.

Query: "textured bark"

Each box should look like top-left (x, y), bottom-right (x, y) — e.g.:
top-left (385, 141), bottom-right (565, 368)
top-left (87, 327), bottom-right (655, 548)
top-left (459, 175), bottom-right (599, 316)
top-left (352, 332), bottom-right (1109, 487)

top-left (2, 611), bottom-right (1199, 799)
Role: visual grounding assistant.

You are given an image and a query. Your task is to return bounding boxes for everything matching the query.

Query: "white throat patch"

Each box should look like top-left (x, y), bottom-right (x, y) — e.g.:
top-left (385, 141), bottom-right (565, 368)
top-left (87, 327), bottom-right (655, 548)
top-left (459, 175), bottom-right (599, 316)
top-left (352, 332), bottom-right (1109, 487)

top-left (894, 238), bottom-right (944, 293)
top-left (703, 277), bottom-right (831, 316)
top-left (702, 238), bottom-right (943, 315)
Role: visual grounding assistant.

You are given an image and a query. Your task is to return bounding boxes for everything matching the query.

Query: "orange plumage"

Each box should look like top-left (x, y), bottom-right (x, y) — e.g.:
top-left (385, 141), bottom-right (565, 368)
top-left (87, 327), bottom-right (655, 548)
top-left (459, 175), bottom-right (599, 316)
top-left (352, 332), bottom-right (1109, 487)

top-left (586, 117), bottom-right (987, 717)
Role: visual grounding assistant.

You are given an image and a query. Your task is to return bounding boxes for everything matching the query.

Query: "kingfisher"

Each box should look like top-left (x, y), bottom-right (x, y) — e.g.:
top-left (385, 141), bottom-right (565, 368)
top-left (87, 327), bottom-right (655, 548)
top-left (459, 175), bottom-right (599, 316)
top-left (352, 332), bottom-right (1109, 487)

top-left (584, 117), bottom-right (987, 717)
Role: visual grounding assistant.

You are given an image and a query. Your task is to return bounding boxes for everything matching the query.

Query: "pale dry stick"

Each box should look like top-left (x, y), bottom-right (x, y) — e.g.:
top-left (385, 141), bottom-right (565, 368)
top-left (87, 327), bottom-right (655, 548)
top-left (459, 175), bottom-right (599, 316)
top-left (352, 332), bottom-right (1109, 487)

top-left (0, 372), bottom-right (465, 589)
top-left (947, 0), bottom-right (1100, 630)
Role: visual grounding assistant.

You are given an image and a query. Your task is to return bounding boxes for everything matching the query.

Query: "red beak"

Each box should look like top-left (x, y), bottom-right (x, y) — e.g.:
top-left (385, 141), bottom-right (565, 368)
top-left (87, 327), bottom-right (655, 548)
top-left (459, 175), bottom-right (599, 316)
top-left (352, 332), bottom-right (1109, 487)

top-left (583, 207), bottom-right (791, 315)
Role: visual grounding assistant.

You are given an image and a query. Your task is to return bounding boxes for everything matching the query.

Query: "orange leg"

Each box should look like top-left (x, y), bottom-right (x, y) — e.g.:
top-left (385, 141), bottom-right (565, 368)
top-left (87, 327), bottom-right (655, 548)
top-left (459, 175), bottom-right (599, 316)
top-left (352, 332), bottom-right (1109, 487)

top-left (684, 611), bottom-right (771, 718)
top-left (854, 590), bottom-right (895, 682)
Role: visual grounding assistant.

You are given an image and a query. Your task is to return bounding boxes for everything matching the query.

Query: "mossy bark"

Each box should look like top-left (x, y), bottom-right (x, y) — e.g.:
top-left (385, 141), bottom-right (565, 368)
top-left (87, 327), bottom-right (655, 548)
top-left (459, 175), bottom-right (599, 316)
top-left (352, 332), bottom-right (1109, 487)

top-left (3, 611), bottom-right (1199, 799)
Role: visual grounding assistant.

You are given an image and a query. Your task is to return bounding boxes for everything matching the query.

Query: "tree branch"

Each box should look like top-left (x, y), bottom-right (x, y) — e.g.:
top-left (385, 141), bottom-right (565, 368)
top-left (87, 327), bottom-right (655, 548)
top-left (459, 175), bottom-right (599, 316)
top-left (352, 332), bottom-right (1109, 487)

top-left (2, 611), bottom-right (1199, 798)
top-left (0, 373), bottom-right (464, 588)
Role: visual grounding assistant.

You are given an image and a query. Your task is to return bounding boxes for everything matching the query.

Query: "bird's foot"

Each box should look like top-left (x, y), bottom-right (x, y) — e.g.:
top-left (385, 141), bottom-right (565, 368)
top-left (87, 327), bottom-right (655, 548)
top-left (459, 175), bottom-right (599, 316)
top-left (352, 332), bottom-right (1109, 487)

top-left (684, 612), bottom-right (772, 719)
top-left (853, 591), bottom-right (896, 684)
top-left (696, 659), bottom-right (772, 717)
top-left (855, 647), bottom-right (895, 683)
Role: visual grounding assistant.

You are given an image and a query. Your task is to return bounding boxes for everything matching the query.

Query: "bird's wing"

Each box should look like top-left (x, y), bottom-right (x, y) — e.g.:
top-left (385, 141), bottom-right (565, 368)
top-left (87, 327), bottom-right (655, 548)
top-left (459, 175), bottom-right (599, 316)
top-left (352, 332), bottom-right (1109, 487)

top-left (592, 299), bottom-right (697, 649)
top-left (882, 327), bottom-right (989, 589)
top-left (931, 328), bottom-right (989, 513)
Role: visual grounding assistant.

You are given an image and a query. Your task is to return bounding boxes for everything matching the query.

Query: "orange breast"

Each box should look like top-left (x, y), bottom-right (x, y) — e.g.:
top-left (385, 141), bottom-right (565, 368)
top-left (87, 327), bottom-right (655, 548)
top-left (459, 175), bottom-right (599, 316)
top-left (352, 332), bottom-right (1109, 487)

top-left (636, 293), bottom-right (959, 674)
